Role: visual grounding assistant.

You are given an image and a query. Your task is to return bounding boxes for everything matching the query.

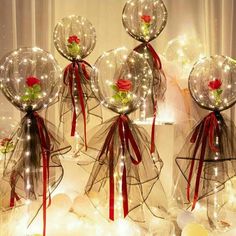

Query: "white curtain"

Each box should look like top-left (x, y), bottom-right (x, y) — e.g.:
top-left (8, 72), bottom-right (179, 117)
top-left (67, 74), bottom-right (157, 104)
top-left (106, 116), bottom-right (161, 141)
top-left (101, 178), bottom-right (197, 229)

top-left (0, 0), bottom-right (235, 120)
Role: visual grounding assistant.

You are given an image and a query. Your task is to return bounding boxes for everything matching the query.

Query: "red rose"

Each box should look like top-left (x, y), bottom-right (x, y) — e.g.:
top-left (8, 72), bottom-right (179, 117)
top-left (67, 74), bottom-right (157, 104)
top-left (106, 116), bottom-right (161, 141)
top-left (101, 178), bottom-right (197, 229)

top-left (68, 35), bottom-right (80, 44)
top-left (116, 79), bottom-right (132, 92)
top-left (141, 15), bottom-right (151, 23)
top-left (208, 79), bottom-right (222, 90)
top-left (0, 138), bottom-right (12, 146)
top-left (26, 76), bottom-right (40, 87)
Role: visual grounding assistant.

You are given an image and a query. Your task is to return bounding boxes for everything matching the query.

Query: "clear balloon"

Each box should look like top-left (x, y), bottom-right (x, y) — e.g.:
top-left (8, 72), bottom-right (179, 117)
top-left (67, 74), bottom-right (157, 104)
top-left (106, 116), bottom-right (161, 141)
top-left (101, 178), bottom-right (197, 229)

top-left (0, 47), bottom-right (62, 112)
top-left (164, 35), bottom-right (204, 81)
top-left (91, 47), bottom-right (152, 114)
top-left (189, 55), bottom-right (236, 111)
top-left (122, 0), bottom-right (167, 42)
top-left (53, 15), bottom-right (96, 61)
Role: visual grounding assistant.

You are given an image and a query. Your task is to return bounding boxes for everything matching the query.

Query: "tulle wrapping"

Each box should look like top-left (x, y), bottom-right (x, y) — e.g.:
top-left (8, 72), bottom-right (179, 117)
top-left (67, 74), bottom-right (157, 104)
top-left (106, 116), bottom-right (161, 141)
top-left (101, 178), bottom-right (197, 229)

top-left (133, 43), bottom-right (166, 154)
top-left (80, 115), bottom-right (167, 222)
top-left (59, 61), bottom-right (102, 149)
top-left (1, 112), bottom-right (71, 224)
top-left (53, 15), bottom-right (100, 150)
top-left (175, 112), bottom-right (236, 209)
top-left (134, 43), bottom-right (166, 108)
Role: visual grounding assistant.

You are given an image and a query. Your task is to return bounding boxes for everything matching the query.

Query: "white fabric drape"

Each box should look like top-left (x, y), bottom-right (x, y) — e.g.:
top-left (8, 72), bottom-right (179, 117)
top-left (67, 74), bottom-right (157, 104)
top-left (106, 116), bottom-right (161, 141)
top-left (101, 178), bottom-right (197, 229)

top-left (0, 0), bottom-right (235, 121)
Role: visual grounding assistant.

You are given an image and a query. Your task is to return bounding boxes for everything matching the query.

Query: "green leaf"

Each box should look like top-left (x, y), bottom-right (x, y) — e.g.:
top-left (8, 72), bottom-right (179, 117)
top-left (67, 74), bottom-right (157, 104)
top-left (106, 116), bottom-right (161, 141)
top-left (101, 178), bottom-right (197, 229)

top-left (112, 94), bottom-right (121, 102)
top-left (21, 95), bottom-right (30, 101)
top-left (111, 85), bottom-right (118, 92)
top-left (67, 44), bottom-right (80, 57)
top-left (122, 97), bottom-right (130, 105)
top-left (31, 93), bottom-right (36, 100)
top-left (217, 89), bottom-right (223, 95)
top-left (24, 87), bottom-right (31, 94)
top-left (119, 91), bottom-right (128, 99)
top-left (141, 23), bottom-right (150, 36)
top-left (33, 84), bottom-right (41, 92)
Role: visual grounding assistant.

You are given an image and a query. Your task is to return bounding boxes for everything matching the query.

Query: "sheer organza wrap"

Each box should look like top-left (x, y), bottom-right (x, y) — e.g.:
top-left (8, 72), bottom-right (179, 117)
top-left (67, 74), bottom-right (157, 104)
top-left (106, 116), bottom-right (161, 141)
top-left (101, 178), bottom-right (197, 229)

top-left (59, 60), bottom-right (102, 151)
top-left (80, 115), bottom-right (167, 222)
top-left (54, 15), bottom-right (101, 150)
top-left (1, 111), bottom-right (71, 232)
top-left (175, 111), bottom-right (236, 209)
top-left (134, 43), bottom-right (167, 114)
top-left (0, 47), bottom-right (71, 236)
top-left (79, 47), bottom-right (167, 223)
top-left (122, 0), bottom-right (168, 154)
top-left (134, 43), bottom-right (166, 154)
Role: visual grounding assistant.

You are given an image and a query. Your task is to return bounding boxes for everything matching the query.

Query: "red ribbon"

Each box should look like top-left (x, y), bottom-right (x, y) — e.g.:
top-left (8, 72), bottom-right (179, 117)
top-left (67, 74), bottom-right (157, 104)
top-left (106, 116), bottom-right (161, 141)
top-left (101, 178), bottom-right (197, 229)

top-left (146, 43), bottom-right (166, 154)
top-left (146, 43), bottom-right (162, 70)
top-left (187, 112), bottom-right (220, 210)
top-left (8, 112), bottom-right (53, 236)
top-left (64, 61), bottom-right (90, 150)
top-left (34, 112), bottom-right (51, 236)
top-left (10, 170), bottom-right (21, 207)
top-left (134, 43), bottom-right (166, 154)
top-left (98, 115), bottom-right (142, 220)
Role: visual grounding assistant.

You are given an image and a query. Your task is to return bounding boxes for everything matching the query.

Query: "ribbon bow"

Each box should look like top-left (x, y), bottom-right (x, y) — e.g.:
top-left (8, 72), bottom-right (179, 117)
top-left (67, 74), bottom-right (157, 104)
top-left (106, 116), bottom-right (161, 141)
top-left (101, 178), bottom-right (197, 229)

top-left (187, 111), bottom-right (220, 210)
top-left (98, 114), bottom-right (142, 220)
top-left (63, 60), bottom-right (91, 150)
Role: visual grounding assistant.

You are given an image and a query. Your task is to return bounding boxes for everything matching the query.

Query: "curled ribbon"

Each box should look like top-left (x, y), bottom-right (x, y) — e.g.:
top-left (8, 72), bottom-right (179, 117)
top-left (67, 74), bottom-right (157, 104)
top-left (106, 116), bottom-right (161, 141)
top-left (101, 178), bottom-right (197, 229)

top-left (98, 114), bottom-right (142, 220)
top-left (187, 111), bottom-right (220, 210)
top-left (63, 60), bottom-right (91, 150)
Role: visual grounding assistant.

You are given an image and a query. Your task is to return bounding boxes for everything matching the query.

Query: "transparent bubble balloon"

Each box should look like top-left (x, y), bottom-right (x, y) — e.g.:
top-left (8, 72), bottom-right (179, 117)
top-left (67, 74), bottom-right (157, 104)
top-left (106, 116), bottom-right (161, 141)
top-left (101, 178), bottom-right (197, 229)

top-left (122, 0), bottom-right (167, 42)
top-left (0, 47), bottom-right (62, 112)
top-left (164, 35), bottom-right (204, 79)
top-left (165, 35), bottom-right (204, 65)
top-left (53, 15), bottom-right (96, 61)
top-left (189, 55), bottom-right (236, 111)
top-left (91, 47), bottom-right (152, 114)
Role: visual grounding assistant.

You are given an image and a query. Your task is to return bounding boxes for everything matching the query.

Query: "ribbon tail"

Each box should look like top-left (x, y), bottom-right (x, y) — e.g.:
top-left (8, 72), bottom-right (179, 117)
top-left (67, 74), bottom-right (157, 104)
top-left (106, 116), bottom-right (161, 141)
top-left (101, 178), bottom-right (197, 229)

top-left (35, 113), bottom-right (50, 236)
top-left (209, 113), bottom-right (219, 153)
top-left (118, 116), bottom-right (125, 156)
top-left (10, 190), bottom-right (16, 207)
top-left (123, 118), bottom-right (142, 164)
top-left (147, 43), bottom-right (162, 69)
top-left (109, 138), bottom-right (115, 221)
top-left (122, 165), bottom-right (128, 218)
top-left (42, 154), bottom-right (47, 236)
top-left (67, 70), bottom-right (77, 137)
top-left (150, 101), bottom-right (157, 154)
top-left (187, 123), bottom-right (204, 202)
top-left (81, 63), bottom-right (90, 80)
top-left (75, 64), bottom-right (87, 150)
top-left (146, 44), bottom-right (165, 154)
top-left (71, 108), bottom-right (77, 137)
top-left (191, 120), bottom-right (210, 210)
top-left (63, 65), bottom-right (71, 85)
top-left (9, 171), bottom-right (21, 207)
